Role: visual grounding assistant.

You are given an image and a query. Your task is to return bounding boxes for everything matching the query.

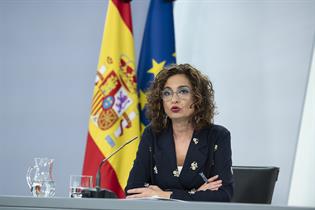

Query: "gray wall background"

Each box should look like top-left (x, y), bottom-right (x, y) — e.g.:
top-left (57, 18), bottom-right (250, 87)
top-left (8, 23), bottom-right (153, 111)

top-left (1, 0), bottom-right (314, 206)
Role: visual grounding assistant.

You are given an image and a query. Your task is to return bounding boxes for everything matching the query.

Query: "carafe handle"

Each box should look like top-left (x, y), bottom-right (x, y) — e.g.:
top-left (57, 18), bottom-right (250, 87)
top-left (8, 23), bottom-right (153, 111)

top-left (26, 166), bottom-right (35, 190)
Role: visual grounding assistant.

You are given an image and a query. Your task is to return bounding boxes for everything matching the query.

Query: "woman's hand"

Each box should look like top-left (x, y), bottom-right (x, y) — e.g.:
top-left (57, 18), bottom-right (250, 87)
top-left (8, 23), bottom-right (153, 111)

top-left (197, 175), bottom-right (222, 191)
top-left (126, 185), bottom-right (172, 199)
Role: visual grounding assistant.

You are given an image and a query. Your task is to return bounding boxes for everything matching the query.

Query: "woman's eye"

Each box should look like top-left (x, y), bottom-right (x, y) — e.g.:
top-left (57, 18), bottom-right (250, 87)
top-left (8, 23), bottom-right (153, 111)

top-left (162, 90), bottom-right (172, 96)
top-left (178, 88), bottom-right (189, 95)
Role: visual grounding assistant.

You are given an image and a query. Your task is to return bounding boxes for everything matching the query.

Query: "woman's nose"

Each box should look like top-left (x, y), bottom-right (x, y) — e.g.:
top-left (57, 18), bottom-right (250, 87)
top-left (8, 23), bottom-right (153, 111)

top-left (171, 93), bottom-right (180, 103)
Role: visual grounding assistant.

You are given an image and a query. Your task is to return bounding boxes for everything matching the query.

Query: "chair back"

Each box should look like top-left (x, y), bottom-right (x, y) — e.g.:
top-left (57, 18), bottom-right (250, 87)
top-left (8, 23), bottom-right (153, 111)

top-left (231, 166), bottom-right (279, 204)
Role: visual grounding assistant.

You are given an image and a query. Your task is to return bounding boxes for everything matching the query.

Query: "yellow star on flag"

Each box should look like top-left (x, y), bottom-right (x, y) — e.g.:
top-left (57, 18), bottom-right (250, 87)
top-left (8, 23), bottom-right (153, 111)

top-left (148, 59), bottom-right (166, 77)
top-left (139, 90), bottom-right (148, 111)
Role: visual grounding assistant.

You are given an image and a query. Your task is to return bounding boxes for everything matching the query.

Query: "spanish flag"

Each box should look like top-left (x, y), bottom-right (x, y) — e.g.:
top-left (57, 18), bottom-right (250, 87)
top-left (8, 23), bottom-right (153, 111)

top-left (82, 0), bottom-right (139, 198)
top-left (137, 0), bottom-right (176, 132)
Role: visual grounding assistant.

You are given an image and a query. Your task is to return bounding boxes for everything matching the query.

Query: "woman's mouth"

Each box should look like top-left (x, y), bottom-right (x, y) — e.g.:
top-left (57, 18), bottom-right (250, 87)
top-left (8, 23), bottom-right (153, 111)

top-left (171, 107), bottom-right (181, 113)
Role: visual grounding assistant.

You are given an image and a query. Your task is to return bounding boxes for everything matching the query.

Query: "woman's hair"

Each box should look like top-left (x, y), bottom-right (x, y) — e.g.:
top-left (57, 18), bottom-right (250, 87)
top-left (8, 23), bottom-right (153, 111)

top-left (146, 63), bottom-right (216, 132)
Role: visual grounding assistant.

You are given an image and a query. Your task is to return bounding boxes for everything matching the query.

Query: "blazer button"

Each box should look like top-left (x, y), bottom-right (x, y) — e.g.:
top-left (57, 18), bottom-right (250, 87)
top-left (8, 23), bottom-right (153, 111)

top-left (153, 165), bottom-right (158, 174)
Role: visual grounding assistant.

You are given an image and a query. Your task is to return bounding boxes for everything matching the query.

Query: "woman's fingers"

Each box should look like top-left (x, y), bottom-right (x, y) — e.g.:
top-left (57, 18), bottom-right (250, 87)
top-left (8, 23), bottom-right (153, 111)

top-left (197, 178), bottom-right (223, 191)
top-left (212, 180), bottom-right (222, 185)
top-left (209, 180), bottom-right (222, 187)
top-left (126, 185), bottom-right (163, 199)
top-left (127, 187), bottom-right (147, 194)
top-left (148, 185), bottom-right (160, 190)
top-left (209, 182), bottom-right (222, 190)
top-left (207, 175), bottom-right (219, 182)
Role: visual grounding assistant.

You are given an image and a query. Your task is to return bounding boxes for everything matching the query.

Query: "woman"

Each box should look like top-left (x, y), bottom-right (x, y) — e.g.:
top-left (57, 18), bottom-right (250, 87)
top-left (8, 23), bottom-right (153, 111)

top-left (125, 64), bottom-right (233, 201)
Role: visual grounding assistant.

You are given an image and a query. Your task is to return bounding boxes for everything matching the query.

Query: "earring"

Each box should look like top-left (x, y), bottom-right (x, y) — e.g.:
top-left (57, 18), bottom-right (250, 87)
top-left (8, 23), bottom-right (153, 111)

top-left (194, 115), bottom-right (200, 124)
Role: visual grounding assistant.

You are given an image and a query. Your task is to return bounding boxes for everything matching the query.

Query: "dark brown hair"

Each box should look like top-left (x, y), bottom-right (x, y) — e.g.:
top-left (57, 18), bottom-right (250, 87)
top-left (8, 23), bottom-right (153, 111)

top-left (146, 64), bottom-right (216, 132)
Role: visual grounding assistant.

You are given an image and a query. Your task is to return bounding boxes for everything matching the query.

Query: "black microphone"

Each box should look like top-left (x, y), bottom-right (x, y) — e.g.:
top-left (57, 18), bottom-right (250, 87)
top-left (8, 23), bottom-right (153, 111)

top-left (85, 136), bottom-right (138, 198)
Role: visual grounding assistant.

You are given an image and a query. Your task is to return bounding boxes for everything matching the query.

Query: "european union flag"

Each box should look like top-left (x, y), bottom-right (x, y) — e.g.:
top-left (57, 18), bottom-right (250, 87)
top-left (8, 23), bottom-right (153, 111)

top-left (137, 0), bottom-right (176, 130)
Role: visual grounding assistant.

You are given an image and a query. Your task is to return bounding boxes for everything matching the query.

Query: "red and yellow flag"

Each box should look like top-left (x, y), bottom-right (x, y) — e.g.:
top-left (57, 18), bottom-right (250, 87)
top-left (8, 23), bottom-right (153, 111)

top-left (82, 0), bottom-right (139, 198)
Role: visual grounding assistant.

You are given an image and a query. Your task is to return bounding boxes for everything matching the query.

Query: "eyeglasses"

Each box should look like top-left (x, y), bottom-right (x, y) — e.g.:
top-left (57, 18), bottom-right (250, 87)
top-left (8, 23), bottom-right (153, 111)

top-left (161, 86), bottom-right (192, 101)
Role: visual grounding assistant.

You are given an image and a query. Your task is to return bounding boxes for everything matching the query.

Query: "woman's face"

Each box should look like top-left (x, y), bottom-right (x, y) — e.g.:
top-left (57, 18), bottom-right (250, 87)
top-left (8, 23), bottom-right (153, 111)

top-left (162, 74), bottom-right (195, 122)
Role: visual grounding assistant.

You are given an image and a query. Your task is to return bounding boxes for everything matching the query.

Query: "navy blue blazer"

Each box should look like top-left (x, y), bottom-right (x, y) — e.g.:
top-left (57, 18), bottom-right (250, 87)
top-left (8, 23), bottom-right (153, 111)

top-left (125, 123), bottom-right (234, 202)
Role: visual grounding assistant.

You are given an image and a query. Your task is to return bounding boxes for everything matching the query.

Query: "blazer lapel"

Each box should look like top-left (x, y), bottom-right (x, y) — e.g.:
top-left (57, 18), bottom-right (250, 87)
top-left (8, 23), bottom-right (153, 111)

top-left (179, 128), bottom-right (210, 189)
top-left (154, 125), bottom-right (182, 189)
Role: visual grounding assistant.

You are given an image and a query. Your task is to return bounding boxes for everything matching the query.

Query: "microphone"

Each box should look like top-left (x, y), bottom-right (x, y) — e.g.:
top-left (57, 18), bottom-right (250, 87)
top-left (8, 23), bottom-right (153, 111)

top-left (85, 136), bottom-right (138, 198)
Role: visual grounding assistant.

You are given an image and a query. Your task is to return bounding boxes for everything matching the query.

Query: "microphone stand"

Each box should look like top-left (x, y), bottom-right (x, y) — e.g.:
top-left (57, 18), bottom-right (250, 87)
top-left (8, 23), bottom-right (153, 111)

top-left (92, 136), bottom-right (138, 198)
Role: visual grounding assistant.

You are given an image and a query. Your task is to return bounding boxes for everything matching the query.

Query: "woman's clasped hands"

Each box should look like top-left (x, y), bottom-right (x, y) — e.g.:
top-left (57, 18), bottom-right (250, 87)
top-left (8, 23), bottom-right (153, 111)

top-left (126, 175), bottom-right (222, 199)
top-left (197, 175), bottom-right (222, 191)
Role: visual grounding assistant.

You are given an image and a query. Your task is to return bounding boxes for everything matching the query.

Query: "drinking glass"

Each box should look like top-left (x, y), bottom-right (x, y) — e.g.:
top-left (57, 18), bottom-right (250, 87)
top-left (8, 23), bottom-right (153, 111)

top-left (69, 175), bottom-right (92, 198)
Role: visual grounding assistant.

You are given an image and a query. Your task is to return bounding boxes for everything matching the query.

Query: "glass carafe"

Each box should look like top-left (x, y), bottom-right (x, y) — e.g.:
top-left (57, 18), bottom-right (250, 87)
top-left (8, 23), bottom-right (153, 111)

top-left (26, 158), bottom-right (55, 197)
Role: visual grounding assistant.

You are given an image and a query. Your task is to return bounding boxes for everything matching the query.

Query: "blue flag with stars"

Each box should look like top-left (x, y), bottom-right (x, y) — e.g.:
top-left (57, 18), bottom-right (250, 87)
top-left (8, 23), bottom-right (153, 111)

top-left (137, 0), bottom-right (176, 132)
